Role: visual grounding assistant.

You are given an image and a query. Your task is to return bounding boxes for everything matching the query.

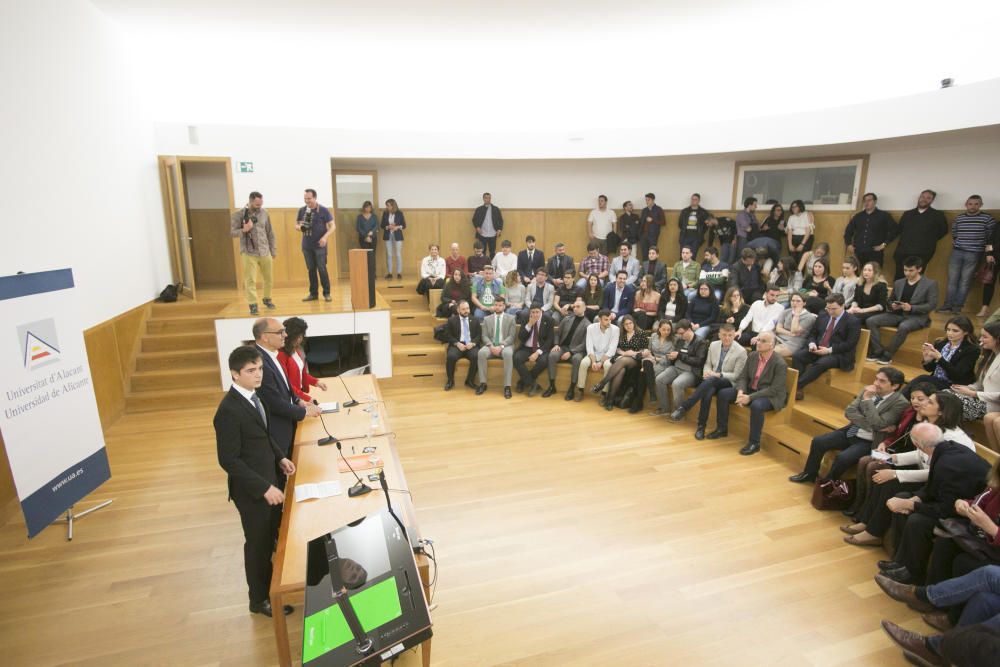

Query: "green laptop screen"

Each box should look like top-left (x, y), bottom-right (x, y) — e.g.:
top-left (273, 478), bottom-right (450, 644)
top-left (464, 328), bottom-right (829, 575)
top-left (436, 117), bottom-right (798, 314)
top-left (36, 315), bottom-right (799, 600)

top-left (302, 576), bottom-right (402, 663)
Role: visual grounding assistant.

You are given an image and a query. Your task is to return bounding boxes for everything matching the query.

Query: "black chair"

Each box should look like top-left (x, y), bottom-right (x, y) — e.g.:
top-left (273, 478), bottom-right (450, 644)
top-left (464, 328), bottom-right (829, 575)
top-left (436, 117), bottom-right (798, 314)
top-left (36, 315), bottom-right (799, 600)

top-left (305, 336), bottom-right (341, 374)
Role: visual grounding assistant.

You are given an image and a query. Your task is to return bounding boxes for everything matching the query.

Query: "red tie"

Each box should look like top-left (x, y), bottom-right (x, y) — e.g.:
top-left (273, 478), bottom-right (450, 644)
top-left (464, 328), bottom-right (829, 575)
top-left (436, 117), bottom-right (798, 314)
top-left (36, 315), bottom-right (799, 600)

top-left (820, 317), bottom-right (836, 347)
top-left (531, 323), bottom-right (540, 351)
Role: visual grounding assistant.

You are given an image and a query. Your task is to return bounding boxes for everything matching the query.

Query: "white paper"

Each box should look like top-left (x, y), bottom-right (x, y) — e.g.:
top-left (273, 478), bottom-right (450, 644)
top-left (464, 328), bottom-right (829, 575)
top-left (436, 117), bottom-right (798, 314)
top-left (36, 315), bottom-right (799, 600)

top-left (870, 450), bottom-right (892, 461)
top-left (295, 480), bottom-right (343, 502)
top-left (319, 401), bottom-right (339, 413)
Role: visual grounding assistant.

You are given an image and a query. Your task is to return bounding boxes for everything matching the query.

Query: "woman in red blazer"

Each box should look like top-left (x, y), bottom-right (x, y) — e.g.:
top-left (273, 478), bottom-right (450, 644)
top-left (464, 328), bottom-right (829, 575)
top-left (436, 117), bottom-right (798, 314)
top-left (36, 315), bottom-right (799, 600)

top-left (277, 317), bottom-right (327, 403)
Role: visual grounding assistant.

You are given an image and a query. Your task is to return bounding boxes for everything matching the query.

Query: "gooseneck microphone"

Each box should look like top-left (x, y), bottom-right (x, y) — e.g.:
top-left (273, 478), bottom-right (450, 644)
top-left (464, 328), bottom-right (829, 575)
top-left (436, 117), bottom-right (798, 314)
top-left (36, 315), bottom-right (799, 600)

top-left (312, 399), bottom-right (337, 446)
top-left (337, 441), bottom-right (372, 498)
top-left (339, 375), bottom-right (360, 408)
top-left (379, 469), bottom-right (408, 540)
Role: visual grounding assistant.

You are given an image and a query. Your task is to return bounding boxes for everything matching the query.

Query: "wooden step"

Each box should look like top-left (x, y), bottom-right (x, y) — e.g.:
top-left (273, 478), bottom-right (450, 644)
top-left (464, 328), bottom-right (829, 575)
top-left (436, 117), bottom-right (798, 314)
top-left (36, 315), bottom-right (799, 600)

top-left (141, 332), bottom-right (212, 353)
top-left (151, 301), bottom-right (227, 317)
top-left (130, 366), bottom-right (219, 392)
top-left (147, 316), bottom-right (216, 335)
top-left (135, 347), bottom-right (219, 371)
top-left (763, 423), bottom-right (813, 458)
top-left (392, 326), bottom-right (437, 345)
top-left (792, 400), bottom-right (847, 430)
top-left (391, 312), bottom-right (435, 327)
top-left (859, 361), bottom-right (925, 384)
top-left (392, 343), bottom-right (445, 365)
top-left (125, 386), bottom-right (225, 413)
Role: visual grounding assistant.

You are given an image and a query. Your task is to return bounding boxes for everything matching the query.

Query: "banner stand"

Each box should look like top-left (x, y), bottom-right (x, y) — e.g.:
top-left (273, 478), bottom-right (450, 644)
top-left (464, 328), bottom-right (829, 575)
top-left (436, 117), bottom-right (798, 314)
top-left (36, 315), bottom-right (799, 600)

top-left (61, 499), bottom-right (113, 541)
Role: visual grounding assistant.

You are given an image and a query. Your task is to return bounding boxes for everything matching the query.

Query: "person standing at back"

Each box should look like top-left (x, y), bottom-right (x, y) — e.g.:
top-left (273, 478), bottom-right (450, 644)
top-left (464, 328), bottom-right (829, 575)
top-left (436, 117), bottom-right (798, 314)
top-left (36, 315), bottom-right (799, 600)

top-left (296, 188), bottom-right (336, 303)
top-left (380, 198), bottom-right (406, 279)
top-left (888, 189), bottom-right (947, 282)
top-left (640, 193), bottom-right (665, 259)
top-left (678, 193), bottom-right (711, 257)
top-left (588, 195), bottom-right (617, 255)
top-left (472, 192), bottom-right (504, 258)
top-left (939, 194), bottom-right (996, 314)
top-left (231, 191), bottom-right (276, 315)
top-left (844, 192), bottom-right (895, 268)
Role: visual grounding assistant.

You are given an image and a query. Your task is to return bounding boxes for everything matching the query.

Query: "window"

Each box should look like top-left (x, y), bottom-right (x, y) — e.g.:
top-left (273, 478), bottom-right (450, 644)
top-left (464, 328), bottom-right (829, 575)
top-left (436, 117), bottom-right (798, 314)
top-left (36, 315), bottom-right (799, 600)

top-left (734, 156), bottom-right (867, 211)
top-left (332, 171), bottom-right (378, 211)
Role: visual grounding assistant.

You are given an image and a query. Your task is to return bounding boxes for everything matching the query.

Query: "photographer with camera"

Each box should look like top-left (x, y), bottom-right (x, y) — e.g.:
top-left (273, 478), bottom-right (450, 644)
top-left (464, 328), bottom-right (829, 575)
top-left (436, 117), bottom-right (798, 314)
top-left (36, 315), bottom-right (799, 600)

top-left (296, 188), bottom-right (336, 302)
top-left (231, 191), bottom-right (277, 315)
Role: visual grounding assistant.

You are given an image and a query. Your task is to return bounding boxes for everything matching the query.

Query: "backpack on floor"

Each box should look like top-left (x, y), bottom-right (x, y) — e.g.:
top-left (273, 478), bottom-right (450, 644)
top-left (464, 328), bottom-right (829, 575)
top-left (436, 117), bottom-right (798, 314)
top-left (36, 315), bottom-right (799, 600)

top-left (157, 283), bottom-right (180, 303)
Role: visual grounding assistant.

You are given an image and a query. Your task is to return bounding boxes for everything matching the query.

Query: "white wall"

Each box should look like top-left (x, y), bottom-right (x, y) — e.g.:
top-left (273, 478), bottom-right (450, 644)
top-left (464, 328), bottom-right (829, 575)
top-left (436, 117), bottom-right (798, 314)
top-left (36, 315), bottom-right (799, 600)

top-left (0, 0), bottom-right (169, 328)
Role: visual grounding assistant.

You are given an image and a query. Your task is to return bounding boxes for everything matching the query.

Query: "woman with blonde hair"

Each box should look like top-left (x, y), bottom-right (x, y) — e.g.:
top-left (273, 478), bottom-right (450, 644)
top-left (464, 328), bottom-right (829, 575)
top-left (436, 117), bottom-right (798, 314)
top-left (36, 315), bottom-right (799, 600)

top-left (712, 287), bottom-right (749, 339)
top-left (847, 261), bottom-right (889, 327)
top-left (632, 273), bottom-right (661, 330)
top-left (503, 269), bottom-right (526, 320)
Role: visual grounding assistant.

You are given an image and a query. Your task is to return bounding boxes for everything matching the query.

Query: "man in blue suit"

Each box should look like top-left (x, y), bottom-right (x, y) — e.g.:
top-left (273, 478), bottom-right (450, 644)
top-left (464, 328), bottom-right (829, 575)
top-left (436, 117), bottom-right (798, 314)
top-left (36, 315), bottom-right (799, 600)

top-left (601, 270), bottom-right (635, 322)
top-left (792, 294), bottom-right (861, 400)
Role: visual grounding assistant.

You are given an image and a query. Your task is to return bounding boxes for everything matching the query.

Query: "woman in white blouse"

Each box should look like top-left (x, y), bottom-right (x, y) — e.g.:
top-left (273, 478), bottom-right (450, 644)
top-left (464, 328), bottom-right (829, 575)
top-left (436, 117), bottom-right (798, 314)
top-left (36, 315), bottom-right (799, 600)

top-left (786, 199), bottom-right (815, 264)
top-left (951, 321), bottom-right (1000, 450)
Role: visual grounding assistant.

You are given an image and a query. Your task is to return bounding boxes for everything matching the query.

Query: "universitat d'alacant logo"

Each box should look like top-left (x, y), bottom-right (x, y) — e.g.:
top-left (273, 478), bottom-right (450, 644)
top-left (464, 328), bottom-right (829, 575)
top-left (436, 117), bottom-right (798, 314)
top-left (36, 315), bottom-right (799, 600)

top-left (18, 319), bottom-right (61, 371)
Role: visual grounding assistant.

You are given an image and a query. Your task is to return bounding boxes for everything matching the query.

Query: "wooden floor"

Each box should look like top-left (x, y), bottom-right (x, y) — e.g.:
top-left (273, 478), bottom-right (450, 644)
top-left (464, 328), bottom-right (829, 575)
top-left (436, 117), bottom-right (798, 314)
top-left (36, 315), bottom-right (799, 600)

top-left (0, 378), bottom-right (925, 666)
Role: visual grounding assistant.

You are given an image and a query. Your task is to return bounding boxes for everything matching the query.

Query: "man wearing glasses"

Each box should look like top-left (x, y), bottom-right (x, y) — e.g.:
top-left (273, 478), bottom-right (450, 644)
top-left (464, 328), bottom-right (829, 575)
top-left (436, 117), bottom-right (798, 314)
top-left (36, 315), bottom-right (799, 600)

top-left (252, 318), bottom-right (321, 462)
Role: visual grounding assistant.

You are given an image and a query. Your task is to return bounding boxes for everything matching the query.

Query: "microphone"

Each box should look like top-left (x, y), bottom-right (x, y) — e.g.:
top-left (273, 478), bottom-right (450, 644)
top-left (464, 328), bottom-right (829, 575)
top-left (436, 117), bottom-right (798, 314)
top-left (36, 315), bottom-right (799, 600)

top-left (313, 399), bottom-right (337, 446)
top-left (337, 441), bottom-right (372, 498)
top-left (339, 374), bottom-right (360, 408)
top-left (378, 468), bottom-right (408, 541)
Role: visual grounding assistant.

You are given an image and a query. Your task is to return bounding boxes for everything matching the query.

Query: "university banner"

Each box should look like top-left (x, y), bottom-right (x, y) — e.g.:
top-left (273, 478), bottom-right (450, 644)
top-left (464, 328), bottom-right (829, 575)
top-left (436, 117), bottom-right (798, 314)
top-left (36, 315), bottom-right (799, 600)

top-left (0, 270), bottom-right (111, 537)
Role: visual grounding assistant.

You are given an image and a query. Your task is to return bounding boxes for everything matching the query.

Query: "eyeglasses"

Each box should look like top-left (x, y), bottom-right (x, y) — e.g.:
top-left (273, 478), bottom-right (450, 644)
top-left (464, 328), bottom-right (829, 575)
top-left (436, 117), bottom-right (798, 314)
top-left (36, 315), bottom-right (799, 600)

top-left (264, 329), bottom-right (286, 335)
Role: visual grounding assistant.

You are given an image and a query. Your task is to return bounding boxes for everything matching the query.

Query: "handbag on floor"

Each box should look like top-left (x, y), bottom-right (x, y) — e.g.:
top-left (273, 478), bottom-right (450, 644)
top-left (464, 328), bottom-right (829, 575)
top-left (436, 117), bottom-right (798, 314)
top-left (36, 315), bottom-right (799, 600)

top-left (811, 478), bottom-right (854, 511)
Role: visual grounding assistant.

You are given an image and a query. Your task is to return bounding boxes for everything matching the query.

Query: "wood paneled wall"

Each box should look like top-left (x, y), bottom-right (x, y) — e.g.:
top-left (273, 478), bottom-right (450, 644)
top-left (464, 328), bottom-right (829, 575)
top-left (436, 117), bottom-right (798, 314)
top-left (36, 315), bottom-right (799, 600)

top-left (188, 209), bottom-right (237, 287)
top-left (0, 433), bottom-right (17, 523)
top-left (83, 302), bottom-right (150, 429)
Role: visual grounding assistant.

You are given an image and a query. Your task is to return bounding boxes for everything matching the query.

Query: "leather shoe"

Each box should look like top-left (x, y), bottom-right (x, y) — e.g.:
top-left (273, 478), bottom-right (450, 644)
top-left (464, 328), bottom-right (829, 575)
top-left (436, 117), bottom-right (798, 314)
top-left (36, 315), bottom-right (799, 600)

top-left (880, 620), bottom-right (945, 666)
top-left (542, 385), bottom-right (556, 398)
top-left (475, 383), bottom-right (487, 395)
top-left (444, 380), bottom-right (454, 391)
top-left (795, 390), bottom-right (804, 401)
top-left (884, 566), bottom-right (914, 584)
top-left (262, 299), bottom-right (276, 309)
top-left (302, 294), bottom-right (319, 302)
top-left (564, 387), bottom-right (575, 401)
top-left (504, 386), bottom-right (512, 399)
top-left (694, 426), bottom-right (706, 440)
top-left (921, 612), bottom-right (952, 633)
top-left (878, 560), bottom-right (902, 572)
top-left (706, 429), bottom-right (728, 439)
top-left (788, 472), bottom-right (815, 484)
top-left (843, 534), bottom-right (882, 547)
top-left (573, 388), bottom-right (584, 402)
top-left (739, 442), bottom-right (760, 455)
top-left (875, 574), bottom-right (936, 612)
top-left (250, 600), bottom-right (293, 617)
top-left (605, 401), bottom-right (614, 411)
top-left (527, 383), bottom-right (540, 397)
top-left (669, 408), bottom-right (686, 422)
top-left (840, 523), bottom-right (865, 535)
top-left (516, 381), bottom-right (525, 393)
top-left (465, 378), bottom-right (477, 389)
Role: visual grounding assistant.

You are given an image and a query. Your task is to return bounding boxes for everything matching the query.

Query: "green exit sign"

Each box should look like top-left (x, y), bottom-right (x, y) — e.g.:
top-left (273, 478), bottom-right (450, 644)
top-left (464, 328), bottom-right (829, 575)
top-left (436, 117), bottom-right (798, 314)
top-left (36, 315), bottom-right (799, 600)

top-left (239, 161), bottom-right (254, 173)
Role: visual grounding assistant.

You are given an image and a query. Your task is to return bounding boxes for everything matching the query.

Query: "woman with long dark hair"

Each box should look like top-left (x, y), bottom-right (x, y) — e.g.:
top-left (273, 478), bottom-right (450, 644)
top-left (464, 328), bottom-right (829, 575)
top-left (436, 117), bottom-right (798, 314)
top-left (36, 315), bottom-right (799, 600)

top-left (908, 316), bottom-right (980, 390)
top-left (786, 199), bottom-right (814, 264)
top-left (356, 200), bottom-right (378, 250)
top-left (687, 281), bottom-right (719, 339)
top-left (951, 321), bottom-right (1000, 451)
top-left (380, 198), bottom-right (406, 279)
top-left (581, 273), bottom-right (603, 321)
top-left (801, 258), bottom-right (833, 312)
top-left (659, 277), bottom-right (688, 323)
top-left (277, 316), bottom-right (328, 404)
top-left (712, 287), bottom-right (749, 339)
top-left (437, 268), bottom-right (471, 318)
top-left (592, 315), bottom-right (647, 411)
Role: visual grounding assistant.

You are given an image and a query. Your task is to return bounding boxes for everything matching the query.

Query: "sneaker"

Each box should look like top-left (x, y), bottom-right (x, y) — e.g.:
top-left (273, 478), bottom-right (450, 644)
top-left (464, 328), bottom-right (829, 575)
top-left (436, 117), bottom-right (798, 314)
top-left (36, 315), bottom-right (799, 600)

top-left (935, 305), bottom-right (952, 313)
top-left (262, 298), bottom-right (276, 309)
top-left (877, 354), bottom-right (892, 365)
top-left (249, 303), bottom-right (259, 315)
top-left (865, 355), bottom-right (881, 362)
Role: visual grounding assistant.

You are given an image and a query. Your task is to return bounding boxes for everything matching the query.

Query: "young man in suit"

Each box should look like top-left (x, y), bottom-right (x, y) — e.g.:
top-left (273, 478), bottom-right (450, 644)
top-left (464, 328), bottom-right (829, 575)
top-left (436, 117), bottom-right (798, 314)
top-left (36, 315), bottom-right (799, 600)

top-left (524, 269), bottom-right (555, 318)
top-left (545, 298), bottom-right (590, 399)
top-left (601, 270), bottom-right (635, 322)
top-left (472, 192), bottom-right (503, 258)
top-left (866, 256), bottom-right (939, 365)
top-left (514, 304), bottom-right (555, 396)
top-left (709, 331), bottom-right (788, 455)
top-left (653, 319), bottom-right (708, 416)
top-left (670, 324), bottom-right (748, 439)
top-left (640, 193), bottom-right (665, 259)
top-left (252, 318), bottom-right (320, 465)
top-left (789, 366), bottom-right (908, 484)
top-left (443, 300), bottom-right (482, 390)
top-left (214, 345), bottom-right (296, 618)
top-left (476, 296), bottom-right (516, 398)
top-left (517, 235), bottom-right (545, 285)
top-left (792, 294), bottom-right (861, 400)
top-left (545, 243), bottom-right (575, 288)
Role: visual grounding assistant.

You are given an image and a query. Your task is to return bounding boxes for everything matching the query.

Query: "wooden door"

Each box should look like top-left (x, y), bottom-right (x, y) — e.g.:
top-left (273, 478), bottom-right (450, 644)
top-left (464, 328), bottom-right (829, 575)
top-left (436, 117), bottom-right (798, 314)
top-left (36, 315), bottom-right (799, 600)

top-left (158, 156), bottom-right (197, 298)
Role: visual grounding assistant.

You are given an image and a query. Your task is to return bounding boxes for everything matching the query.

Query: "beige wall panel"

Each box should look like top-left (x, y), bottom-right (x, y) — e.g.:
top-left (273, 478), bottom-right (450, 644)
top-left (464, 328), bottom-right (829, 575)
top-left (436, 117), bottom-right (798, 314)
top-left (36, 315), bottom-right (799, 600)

top-left (112, 304), bottom-right (149, 380)
top-left (502, 210), bottom-right (547, 258)
top-left (398, 210), bottom-right (440, 278)
top-left (85, 322), bottom-right (124, 430)
top-left (543, 210), bottom-right (590, 267)
top-left (438, 210), bottom-right (473, 256)
top-left (189, 209), bottom-right (237, 287)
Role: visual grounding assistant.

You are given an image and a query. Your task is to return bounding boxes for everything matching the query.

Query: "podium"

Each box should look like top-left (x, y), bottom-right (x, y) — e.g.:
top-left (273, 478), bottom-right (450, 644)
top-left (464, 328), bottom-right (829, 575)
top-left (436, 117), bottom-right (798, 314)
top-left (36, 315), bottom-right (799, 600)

top-left (348, 249), bottom-right (376, 310)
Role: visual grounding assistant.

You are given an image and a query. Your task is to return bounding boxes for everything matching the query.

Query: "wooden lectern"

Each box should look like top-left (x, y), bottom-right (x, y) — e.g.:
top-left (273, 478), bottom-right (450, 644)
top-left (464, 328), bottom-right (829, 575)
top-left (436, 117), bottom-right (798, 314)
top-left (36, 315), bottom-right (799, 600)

top-left (348, 249), bottom-right (376, 310)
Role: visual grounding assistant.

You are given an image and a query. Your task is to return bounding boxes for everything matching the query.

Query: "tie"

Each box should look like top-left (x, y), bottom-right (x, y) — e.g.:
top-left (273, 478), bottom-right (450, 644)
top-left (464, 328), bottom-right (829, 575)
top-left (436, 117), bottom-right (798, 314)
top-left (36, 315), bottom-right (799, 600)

top-left (819, 316), bottom-right (836, 347)
top-left (716, 347), bottom-right (728, 373)
top-left (495, 316), bottom-right (501, 344)
top-left (461, 317), bottom-right (470, 344)
top-left (847, 395), bottom-right (883, 438)
top-left (251, 393), bottom-right (267, 426)
top-left (529, 250), bottom-right (534, 263)
top-left (531, 323), bottom-right (540, 351)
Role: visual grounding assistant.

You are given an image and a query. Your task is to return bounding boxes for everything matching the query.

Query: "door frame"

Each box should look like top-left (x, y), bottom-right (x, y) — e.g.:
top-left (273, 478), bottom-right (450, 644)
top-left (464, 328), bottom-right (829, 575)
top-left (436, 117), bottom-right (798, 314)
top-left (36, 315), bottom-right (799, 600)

top-left (330, 168), bottom-right (380, 277)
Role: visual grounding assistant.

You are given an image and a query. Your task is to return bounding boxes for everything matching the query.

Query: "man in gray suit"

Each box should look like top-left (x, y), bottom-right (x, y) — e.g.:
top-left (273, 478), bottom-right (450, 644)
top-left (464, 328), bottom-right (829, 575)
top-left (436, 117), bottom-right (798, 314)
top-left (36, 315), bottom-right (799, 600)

top-left (544, 298), bottom-right (590, 399)
top-left (476, 296), bottom-right (516, 398)
top-left (866, 256), bottom-right (939, 365)
top-left (670, 323), bottom-right (748, 440)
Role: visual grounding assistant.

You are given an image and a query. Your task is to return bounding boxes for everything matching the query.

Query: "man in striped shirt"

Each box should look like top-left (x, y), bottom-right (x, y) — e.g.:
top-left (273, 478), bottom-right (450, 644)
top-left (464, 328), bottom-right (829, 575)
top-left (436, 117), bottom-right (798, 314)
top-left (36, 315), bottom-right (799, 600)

top-left (939, 195), bottom-right (996, 314)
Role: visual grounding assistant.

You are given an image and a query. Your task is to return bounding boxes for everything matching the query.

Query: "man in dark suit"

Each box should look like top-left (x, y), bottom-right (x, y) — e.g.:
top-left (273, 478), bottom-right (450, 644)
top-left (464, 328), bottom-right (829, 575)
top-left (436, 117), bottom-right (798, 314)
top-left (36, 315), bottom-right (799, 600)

top-left (792, 294), bottom-right (861, 399)
top-left (472, 192), bottom-right (504, 258)
top-left (214, 345), bottom-right (296, 618)
top-left (516, 235), bottom-right (546, 285)
top-left (709, 331), bottom-right (788, 455)
top-left (637, 246), bottom-right (667, 291)
top-left (513, 304), bottom-right (555, 396)
top-left (546, 298), bottom-right (590, 399)
top-left (601, 270), bottom-right (635, 322)
top-left (444, 300), bottom-right (482, 390)
top-left (545, 243), bottom-right (576, 288)
top-left (252, 318), bottom-right (320, 465)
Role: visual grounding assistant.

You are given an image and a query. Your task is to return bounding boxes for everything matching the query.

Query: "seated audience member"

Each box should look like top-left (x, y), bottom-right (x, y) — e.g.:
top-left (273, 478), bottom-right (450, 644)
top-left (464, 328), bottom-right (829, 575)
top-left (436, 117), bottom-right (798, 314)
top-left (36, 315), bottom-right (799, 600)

top-left (789, 366), bottom-right (907, 484)
top-left (658, 277), bottom-right (688, 323)
top-left (638, 246), bottom-right (667, 291)
top-left (642, 319), bottom-right (675, 404)
top-left (551, 270), bottom-right (581, 321)
top-left (754, 246), bottom-right (774, 281)
top-left (475, 296), bottom-right (516, 398)
top-left (517, 235), bottom-right (545, 285)
top-left (546, 298), bottom-right (590, 399)
top-left (774, 293), bottom-right (817, 357)
top-left (577, 241), bottom-right (611, 288)
top-left (514, 305), bottom-right (555, 396)
top-left (908, 316), bottom-right (979, 391)
top-left (700, 247), bottom-right (730, 300)
top-left (768, 256), bottom-right (801, 306)
top-left (867, 256), bottom-right (939, 365)
top-left (601, 270), bottom-right (635, 322)
top-left (592, 315), bottom-right (648, 410)
top-left (524, 269), bottom-right (555, 319)
top-left (491, 239), bottom-right (518, 277)
top-left (632, 274), bottom-right (661, 330)
top-left (503, 269), bottom-right (526, 319)
top-left (652, 319), bottom-right (708, 416)
top-left (951, 321), bottom-right (1000, 451)
top-left (714, 287), bottom-right (750, 339)
top-left (574, 309), bottom-right (619, 402)
top-left (467, 240), bottom-right (489, 275)
top-left (792, 294), bottom-right (861, 399)
top-left (706, 330), bottom-right (787, 455)
top-left (706, 215), bottom-right (738, 265)
top-left (471, 265), bottom-right (504, 318)
top-left (736, 285), bottom-right (784, 347)
top-left (877, 565), bottom-right (1000, 667)
top-left (445, 242), bottom-right (467, 276)
top-left (545, 243), bottom-right (575, 288)
top-left (443, 300), bottom-right (481, 390)
top-left (800, 257), bottom-right (833, 312)
top-left (797, 240), bottom-right (830, 276)
top-left (673, 247), bottom-right (701, 299)
top-left (416, 243), bottom-right (447, 296)
top-left (687, 281), bottom-right (719, 340)
top-left (847, 261), bottom-right (889, 326)
top-left (785, 199), bottom-right (814, 264)
top-left (618, 200), bottom-right (642, 256)
top-left (580, 273), bottom-right (604, 321)
top-left (669, 324), bottom-right (748, 438)
top-left (438, 268), bottom-right (472, 318)
top-left (277, 316), bottom-right (327, 404)
top-left (678, 193), bottom-right (711, 256)
top-left (843, 391), bottom-right (973, 548)
top-left (730, 247), bottom-right (765, 304)
top-left (609, 243), bottom-right (640, 287)
top-left (878, 421), bottom-right (990, 585)
top-left (832, 256), bottom-right (860, 307)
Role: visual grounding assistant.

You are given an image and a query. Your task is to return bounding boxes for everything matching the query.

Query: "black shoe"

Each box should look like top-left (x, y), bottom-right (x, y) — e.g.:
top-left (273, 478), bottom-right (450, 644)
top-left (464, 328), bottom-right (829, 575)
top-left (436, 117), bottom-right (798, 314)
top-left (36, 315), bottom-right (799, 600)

top-left (464, 378), bottom-right (477, 389)
top-left (527, 383), bottom-right (541, 397)
top-left (475, 383), bottom-right (487, 395)
top-left (262, 298), bottom-right (276, 309)
top-left (669, 407), bottom-right (687, 422)
top-left (605, 401), bottom-right (614, 411)
top-left (877, 353), bottom-right (893, 366)
top-left (884, 566), bottom-right (914, 584)
top-left (444, 380), bottom-right (454, 391)
top-left (515, 381), bottom-right (525, 393)
top-left (694, 426), bottom-right (706, 440)
top-left (564, 387), bottom-right (575, 401)
top-left (302, 294), bottom-right (319, 302)
top-left (249, 303), bottom-right (259, 315)
top-left (788, 472), bottom-right (816, 484)
top-left (397, 273), bottom-right (402, 280)
top-left (740, 442), bottom-right (761, 456)
top-left (542, 384), bottom-right (556, 398)
top-left (385, 273), bottom-right (393, 279)
top-left (878, 560), bottom-right (902, 572)
top-left (249, 600), bottom-right (293, 617)
top-left (504, 386), bottom-right (512, 399)
top-left (591, 380), bottom-right (607, 394)
top-left (706, 429), bottom-right (728, 439)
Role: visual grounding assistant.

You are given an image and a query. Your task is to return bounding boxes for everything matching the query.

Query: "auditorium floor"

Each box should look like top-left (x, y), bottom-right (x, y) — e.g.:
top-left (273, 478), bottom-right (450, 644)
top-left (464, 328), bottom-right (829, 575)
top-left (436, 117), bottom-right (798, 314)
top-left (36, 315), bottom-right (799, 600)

top-left (0, 379), bottom-right (921, 666)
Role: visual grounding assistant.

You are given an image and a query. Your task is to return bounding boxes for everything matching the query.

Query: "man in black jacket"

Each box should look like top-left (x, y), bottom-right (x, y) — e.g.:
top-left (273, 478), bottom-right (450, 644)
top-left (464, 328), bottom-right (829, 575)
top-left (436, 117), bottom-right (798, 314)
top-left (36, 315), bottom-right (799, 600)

top-left (545, 243), bottom-right (576, 288)
top-left (516, 235), bottom-right (545, 285)
top-left (514, 305), bottom-right (555, 396)
top-left (888, 189), bottom-right (949, 281)
top-left (214, 345), bottom-right (296, 618)
top-left (792, 294), bottom-right (861, 399)
top-left (444, 300), bottom-right (482, 390)
top-left (472, 192), bottom-right (504, 258)
top-left (844, 192), bottom-right (897, 267)
top-left (677, 193), bottom-right (712, 257)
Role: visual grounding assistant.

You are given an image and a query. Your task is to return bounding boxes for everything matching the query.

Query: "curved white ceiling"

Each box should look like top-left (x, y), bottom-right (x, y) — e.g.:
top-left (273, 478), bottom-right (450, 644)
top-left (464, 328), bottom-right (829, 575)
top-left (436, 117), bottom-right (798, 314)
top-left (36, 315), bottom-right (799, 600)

top-left (92, 0), bottom-right (1000, 157)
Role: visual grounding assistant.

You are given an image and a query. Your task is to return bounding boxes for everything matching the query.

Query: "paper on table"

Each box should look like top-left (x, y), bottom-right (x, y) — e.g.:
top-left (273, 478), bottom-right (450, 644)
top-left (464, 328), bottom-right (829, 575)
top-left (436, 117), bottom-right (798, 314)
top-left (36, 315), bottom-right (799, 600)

top-left (295, 480), bottom-right (343, 502)
top-left (319, 401), bottom-right (340, 413)
top-left (870, 450), bottom-right (892, 461)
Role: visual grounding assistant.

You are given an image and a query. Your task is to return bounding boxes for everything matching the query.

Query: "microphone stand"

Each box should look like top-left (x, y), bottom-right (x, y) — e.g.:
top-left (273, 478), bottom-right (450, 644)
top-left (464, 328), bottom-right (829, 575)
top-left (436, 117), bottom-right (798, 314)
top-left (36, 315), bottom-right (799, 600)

top-left (378, 469), bottom-right (408, 541)
top-left (339, 374), bottom-right (361, 408)
top-left (337, 441), bottom-right (372, 498)
top-left (313, 400), bottom-right (337, 446)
